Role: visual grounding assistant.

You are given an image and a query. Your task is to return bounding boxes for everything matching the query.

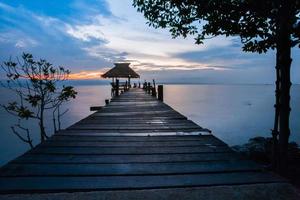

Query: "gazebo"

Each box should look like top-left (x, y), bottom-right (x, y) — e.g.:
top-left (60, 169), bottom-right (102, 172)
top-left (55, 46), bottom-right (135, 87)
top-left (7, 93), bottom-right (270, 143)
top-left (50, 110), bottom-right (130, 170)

top-left (101, 63), bottom-right (140, 96)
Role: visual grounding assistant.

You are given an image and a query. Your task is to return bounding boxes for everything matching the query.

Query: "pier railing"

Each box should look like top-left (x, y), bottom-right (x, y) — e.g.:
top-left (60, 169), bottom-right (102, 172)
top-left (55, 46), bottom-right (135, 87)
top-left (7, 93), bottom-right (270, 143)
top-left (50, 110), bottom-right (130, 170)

top-left (111, 79), bottom-right (163, 101)
top-left (102, 80), bottom-right (164, 110)
top-left (142, 81), bottom-right (163, 101)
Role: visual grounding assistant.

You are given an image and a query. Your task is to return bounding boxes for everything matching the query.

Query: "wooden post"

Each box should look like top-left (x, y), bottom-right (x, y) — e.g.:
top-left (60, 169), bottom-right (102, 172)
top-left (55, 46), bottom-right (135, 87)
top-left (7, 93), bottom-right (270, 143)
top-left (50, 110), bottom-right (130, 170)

top-left (111, 78), bottom-right (115, 97)
top-left (125, 80), bottom-right (128, 91)
top-left (116, 79), bottom-right (119, 96)
top-left (152, 79), bottom-right (156, 96)
top-left (158, 85), bottom-right (163, 101)
top-left (128, 77), bottom-right (131, 88)
top-left (152, 87), bottom-right (156, 97)
top-left (147, 82), bottom-right (151, 94)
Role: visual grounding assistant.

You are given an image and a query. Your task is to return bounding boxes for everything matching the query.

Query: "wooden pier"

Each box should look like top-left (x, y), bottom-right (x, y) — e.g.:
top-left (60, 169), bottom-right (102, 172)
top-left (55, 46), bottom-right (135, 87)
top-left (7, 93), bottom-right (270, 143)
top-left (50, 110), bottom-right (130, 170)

top-left (0, 88), bottom-right (297, 199)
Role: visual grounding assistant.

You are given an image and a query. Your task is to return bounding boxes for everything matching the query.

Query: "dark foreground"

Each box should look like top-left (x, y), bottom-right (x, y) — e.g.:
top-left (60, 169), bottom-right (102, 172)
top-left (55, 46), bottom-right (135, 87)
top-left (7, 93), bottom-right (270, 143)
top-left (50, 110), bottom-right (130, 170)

top-left (0, 88), bottom-right (299, 199)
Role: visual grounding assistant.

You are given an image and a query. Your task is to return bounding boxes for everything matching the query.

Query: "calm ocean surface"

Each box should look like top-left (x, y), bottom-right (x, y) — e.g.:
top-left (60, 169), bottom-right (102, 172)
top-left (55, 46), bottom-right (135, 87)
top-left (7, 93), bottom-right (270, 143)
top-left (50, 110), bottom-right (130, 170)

top-left (0, 84), bottom-right (299, 166)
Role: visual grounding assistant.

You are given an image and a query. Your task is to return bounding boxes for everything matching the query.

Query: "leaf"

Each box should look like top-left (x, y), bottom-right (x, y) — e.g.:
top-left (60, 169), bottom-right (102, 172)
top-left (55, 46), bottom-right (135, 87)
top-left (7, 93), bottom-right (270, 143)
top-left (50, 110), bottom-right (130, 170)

top-left (59, 86), bottom-right (77, 101)
top-left (25, 95), bottom-right (41, 107)
top-left (132, 0), bottom-right (297, 53)
top-left (6, 102), bottom-right (18, 111)
top-left (45, 81), bottom-right (56, 92)
top-left (17, 106), bottom-right (34, 119)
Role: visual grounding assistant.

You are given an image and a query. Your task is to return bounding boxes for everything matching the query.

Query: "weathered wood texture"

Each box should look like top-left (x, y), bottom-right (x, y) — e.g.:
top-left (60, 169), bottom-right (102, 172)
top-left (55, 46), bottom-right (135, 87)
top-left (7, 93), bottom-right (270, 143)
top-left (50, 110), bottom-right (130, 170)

top-left (0, 88), bottom-right (284, 194)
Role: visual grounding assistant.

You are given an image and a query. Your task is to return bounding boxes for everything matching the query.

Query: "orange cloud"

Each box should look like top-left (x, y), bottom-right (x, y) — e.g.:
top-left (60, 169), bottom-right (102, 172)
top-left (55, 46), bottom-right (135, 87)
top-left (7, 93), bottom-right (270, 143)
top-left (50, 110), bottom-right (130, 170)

top-left (68, 70), bottom-right (105, 80)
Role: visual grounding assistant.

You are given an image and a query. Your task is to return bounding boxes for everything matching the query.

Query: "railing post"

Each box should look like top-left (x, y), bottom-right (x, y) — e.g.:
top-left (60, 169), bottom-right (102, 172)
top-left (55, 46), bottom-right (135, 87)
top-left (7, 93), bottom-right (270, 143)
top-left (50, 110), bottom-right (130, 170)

top-left (152, 87), bottom-right (156, 97)
top-left (116, 79), bottom-right (119, 96)
top-left (147, 82), bottom-right (151, 94)
top-left (152, 79), bottom-right (156, 97)
top-left (157, 85), bottom-right (163, 101)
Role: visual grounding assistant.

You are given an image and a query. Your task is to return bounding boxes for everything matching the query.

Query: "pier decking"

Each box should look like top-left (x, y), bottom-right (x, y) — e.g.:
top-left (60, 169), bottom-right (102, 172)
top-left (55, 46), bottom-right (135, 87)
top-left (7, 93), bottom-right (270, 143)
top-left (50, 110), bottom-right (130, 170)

top-left (0, 88), bottom-right (292, 197)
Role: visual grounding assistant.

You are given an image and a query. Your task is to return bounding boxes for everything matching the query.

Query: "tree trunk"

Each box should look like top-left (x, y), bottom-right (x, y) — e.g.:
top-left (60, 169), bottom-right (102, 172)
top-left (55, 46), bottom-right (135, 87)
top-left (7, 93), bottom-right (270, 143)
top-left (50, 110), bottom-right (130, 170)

top-left (271, 52), bottom-right (280, 169)
top-left (276, 0), bottom-right (292, 174)
top-left (39, 104), bottom-right (46, 142)
top-left (277, 49), bottom-right (292, 174)
top-left (39, 120), bottom-right (46, 142)
top-left (58, 106), bottom-right (61, 131)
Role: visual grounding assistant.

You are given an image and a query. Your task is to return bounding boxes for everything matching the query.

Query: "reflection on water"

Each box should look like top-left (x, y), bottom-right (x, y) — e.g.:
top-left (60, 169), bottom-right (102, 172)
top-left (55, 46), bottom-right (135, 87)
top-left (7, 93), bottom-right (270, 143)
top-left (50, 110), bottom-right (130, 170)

top-left (0, 85), bottom-right (111, 166)
top-left (164, 84), bottom-right (299, 146)
top-left (0, 84), bottom-right (299, 166)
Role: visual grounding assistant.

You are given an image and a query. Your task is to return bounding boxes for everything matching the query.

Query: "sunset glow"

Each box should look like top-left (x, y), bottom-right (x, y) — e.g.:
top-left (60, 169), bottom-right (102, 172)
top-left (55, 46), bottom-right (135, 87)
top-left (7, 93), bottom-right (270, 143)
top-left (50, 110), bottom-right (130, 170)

top-left (68, 70), bottom-right (106, 80)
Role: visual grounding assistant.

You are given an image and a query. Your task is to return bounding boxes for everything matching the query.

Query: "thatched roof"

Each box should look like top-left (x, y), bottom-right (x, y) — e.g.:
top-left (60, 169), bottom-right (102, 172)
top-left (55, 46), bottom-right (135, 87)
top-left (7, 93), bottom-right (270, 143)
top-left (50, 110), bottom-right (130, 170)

top-left (101, 63), bottom-right (140, 78)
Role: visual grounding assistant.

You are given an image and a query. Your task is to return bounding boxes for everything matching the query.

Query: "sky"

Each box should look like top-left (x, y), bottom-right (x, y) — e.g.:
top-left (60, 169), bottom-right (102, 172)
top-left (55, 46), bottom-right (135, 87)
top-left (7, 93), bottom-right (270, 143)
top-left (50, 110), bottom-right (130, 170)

top-left (0, 0), bottom-right (299, 84)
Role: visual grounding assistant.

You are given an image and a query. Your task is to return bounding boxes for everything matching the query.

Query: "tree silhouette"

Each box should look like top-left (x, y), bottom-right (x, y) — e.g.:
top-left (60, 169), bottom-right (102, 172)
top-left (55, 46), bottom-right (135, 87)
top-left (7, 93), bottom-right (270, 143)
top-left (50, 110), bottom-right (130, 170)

top-left (133, 0), bottom-right (300, 173)
top-left (0, 53), bottom-right (77, 148)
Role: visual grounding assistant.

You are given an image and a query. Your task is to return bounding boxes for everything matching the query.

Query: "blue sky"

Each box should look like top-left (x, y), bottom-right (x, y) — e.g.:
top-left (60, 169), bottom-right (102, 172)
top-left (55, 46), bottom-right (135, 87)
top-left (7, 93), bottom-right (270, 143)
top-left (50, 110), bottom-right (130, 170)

top-left (0, 0), bottom-right (299, 83)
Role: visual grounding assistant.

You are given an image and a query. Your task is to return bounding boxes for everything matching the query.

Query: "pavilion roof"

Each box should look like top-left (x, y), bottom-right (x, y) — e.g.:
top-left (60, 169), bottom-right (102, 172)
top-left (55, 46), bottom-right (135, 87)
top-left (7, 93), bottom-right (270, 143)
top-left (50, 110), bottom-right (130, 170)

top-left (101, 63), bottom-right (140, 78)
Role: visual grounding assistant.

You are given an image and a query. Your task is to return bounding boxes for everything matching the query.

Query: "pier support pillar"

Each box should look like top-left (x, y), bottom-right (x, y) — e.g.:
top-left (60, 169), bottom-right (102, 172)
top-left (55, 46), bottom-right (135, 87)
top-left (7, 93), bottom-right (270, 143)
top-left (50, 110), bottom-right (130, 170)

top-left (147, 82), bottom-right (151, 94)
top-left (116, 79), bottom-right (119, 96)
top-left (158, 85), bottom-right (163, 101)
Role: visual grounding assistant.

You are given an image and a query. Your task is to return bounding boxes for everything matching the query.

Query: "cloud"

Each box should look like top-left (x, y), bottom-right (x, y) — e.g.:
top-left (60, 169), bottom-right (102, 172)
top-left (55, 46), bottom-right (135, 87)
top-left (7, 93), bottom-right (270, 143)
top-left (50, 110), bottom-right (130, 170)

top-left (68, 69), bottom-right (109, 80)
top-left (66, 23), bottom-right (107, 42)
top-left (173, 45), bottom-right (276, 70)
top-left (82, 45), bottom-right (128, 62)
top-left (0, 0), bottom-right (299, 83)
top-left (130, 60), bottom-right (234, 72)
top-left (0, 1), bottom-right (111, 70)
top-left (0, 31), bottom-right (38, 48)
top-left (64, 0), bottom-right (236, 72)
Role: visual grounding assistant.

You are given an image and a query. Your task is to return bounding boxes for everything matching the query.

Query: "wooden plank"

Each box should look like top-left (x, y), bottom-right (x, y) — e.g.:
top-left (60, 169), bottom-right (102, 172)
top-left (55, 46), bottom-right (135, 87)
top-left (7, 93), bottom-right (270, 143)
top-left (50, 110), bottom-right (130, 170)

top-left (76, 119), bottom-right (198, 125)
top-left (100, 107), bottom-right (173, 111)
top-left (71, 122), bottom-right (199, 127)
top-left (42, 140), bottom-right (226, 147)
top-left (85, 116), bottom-right (188, 120)
top-left (67, 125), bottom-right (202, 130)
top-left (68, 124), bottom-right (200, 128)
top-left (0, 160), bottom-right (263, 176)
top-left (64, 130), bottom-right (206, 134)
top-left (57, 131), bottom-right (208, 136)
top-left (90, 114), bottom-right (185, 118)
top-left (0, 172), bottom-right (284, 193)
top-left (30, 146), bottom-right (231, 155)
top-left (90, 106), bottom-right (102, 111)
top-left (12, 153), bottom-right (242, 164)
top-left (51, 135), bottom-right (219, 141)
top-left (50, 135), bottom-right (226, 145)
top-left (83, 118), bottom-right (195, 122)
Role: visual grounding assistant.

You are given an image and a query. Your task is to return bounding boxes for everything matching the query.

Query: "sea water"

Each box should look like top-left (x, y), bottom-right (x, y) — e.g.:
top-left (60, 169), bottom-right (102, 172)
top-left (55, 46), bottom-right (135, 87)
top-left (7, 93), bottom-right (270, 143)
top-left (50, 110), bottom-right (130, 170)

top-left (0, 84), bottom-right (299, 166)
